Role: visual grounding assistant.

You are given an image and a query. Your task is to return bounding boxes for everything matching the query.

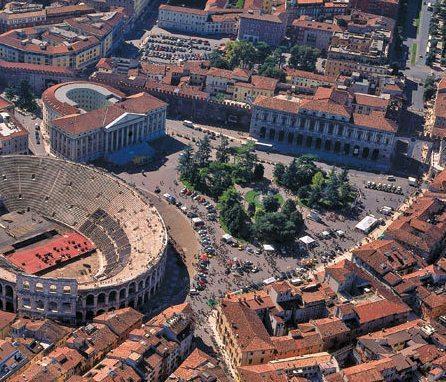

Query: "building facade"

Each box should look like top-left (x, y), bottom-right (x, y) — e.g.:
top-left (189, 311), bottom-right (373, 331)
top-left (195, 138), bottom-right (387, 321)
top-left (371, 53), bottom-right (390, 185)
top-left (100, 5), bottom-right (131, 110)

top-left (249, 90), bottom-right (397, 170)
top-left (0, 111), bottom-right (28, 155)
top-left (42, 82), bottom-right (167, 162)
top-left (237, 11), bottom-right (286, 46)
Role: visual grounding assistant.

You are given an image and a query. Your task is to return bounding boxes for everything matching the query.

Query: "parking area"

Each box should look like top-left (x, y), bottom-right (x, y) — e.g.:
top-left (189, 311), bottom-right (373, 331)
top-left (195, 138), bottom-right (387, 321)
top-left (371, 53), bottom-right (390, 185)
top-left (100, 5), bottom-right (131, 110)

top-left (140, 26), bottom-right (229, 63)
top-left (111, 121), bottom-right (421, 346)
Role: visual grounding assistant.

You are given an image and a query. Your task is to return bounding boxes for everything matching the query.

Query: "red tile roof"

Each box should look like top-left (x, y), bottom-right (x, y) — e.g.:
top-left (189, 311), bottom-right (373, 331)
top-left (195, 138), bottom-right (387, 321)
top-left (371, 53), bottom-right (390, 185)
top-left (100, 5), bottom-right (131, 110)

top-left (353, 299), bottom-right (410, 324)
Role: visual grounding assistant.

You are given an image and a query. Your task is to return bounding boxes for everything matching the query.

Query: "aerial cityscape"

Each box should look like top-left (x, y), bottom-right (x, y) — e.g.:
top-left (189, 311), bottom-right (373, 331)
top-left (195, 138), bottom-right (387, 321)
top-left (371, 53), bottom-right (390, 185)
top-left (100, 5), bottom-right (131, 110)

top-left (0, 0), bottom-right (445, 380)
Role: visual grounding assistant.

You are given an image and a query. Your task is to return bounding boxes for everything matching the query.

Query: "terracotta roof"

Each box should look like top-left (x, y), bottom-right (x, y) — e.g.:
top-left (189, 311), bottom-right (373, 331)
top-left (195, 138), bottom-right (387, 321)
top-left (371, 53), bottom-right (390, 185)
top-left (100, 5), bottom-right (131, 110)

top-left (219, 300), bottom-right (274, 352)
top-left (353, 111), bottom-right (397, 133)
top-left (292, 16), bottom-right (342, 32)
top-left (311, 317), bottom-right (349, 339)
top-left (52, 92), bottom-right (166, 135)
top-left (353, 299), bottom-right (410, 324)
top-left (286, 68), bottom-right (336, 83)
top-left (354, 93), bottom-right (390, 108)
top-left (0, 311), bottom-right (15, 331)
top-left (239, 11), bottom-right (283, 23)
top-left (93, 307), bottom-right (143, 338)
top-left (159, 4), bottom-right (207, 15)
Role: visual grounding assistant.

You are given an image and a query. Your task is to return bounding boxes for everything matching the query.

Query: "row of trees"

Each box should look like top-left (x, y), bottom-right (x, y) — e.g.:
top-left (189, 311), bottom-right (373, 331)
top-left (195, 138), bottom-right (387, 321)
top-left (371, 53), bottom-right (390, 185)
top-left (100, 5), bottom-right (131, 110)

top-left (274, 156), bottom-right (357, 210)
top-left (178, 135), bottom-right (264, 199)
top-left (218, 188), bottom-right (304, 243)
top-left (178, 136), bottom-right (304, 243)
top-left (210, 40), bottom-right (321, 78)
top-left (4, 80), bottom-right (39, 113)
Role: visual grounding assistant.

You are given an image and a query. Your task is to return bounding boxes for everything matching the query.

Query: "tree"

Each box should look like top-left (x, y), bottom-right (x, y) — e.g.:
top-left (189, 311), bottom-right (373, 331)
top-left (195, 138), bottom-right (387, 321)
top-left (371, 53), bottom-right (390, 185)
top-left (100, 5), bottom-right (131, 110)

top-left (15, 80), bottom-right (38, 113)
top-left (219, 188), bottom-right (251, 239)
top-left (289, 45), bottom-right (320, 71)
top-left (202, 162), bottom-right (234, 198)
top-left (282, 199), bottom-right (297, 216)
top-left (4, 86), bottom-right (15, 101)
top-left (424, 75), bottom-right (437, 101)
top-left (209, 50), bottom-right (229, 69)
top-left (263, 195), bottom-right (280, 212)
top-left (258, 50), bottom-right (285, 80)
top-left (255, 41), bottom-right (272, 62)
top-left (232, 142), bottom-right (257, 184)
top-left (253, 163), bottom-right (264, 181)
top-left (274, 163), bottom-right (286, 184)
top-left (194, 135), bottom-right (212, 168)
top-left (225, 41), bottom-right (258, 69)
top-left (247, 201), bottom-right (257, 217)
top-left (177, 146), bottom-right (197, 183)
top-left (253, 211), bottom-right (302, 243)
top-left (216, 135), bottom-right (231, 163)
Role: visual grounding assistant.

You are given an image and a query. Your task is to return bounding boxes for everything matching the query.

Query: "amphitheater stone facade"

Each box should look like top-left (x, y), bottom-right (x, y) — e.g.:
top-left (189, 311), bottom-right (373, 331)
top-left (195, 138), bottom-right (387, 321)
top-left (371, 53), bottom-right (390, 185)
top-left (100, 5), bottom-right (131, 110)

top-left (0, 155), bottom-right (168, 324)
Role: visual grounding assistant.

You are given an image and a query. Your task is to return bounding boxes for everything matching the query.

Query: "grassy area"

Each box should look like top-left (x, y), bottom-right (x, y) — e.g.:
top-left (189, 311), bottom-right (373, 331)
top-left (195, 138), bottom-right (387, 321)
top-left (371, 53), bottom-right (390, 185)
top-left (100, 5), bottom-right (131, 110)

top-left (245, 190), bottom-right (284, 210)
top-left (181, 179), bottom-right (196, 191)
top-left (235, 0), bottom-right (245, 8)
top-left (410, 43), bottom-right (418, 65)
top-left (245, 190), bottom-right (261, 208)
top-left (413, 17), bottom-right (420, 30)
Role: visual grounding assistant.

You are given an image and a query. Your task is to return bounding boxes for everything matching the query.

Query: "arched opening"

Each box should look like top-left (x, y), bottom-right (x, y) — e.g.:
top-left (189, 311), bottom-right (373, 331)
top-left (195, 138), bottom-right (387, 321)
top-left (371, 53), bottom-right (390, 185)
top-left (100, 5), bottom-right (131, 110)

top-left (128, 283), bottom-right (136, 295)
top-left (35, 283), bottom-right (43, 293)
top-left (138, 280), bottom-right (144, 291)
top-left (36, 300), bottom-right (44, 310)
top-left (86, 294), bottom-right (95, 306)
top-left (296, 134), bottom-right (303, 146)
top-left (145, 277), bottom-right (151, 288)
top-left (49, 301), bottom-right (58, 312)
top-left (0, 300), bottom-right (3, 310)
top-left (144, 292), bottom-right (149, 303)
top-left (5, 285), bottom-right (13, 298)
top-left (362, 147), bottom-right (369, 158)
top-left (119, 302), bottom-right (125, 309)
top-left (109, 291), bottom-right (117, 303)
top-left (137, 296), bottom-right (143, 308)
top-left (344, 143), bottom-right (350, 155)
top-left (119, 288), bottom-right (126, 300)
top-left (371, 149), bottom-right (379, 161)
top-left (76, 311), bottom-right (84, 321)
top-left (287, 132), bottom-right (294, 144)
top-left (5, 301), bottom-right (13, 312)
top-left (96, 309), bottom-right (105, 315)
top-left (353, 145), bottom-right (360, 156)
top-left (86, 310), bottom-right (94, 320)
top-left (260, 126), bottom-right (266, 139)
top-left (97, 293), bottom-right (106, 305)
top-left (324, 140), bottom-right (331, 151)
top-left (62, 302), bottom-right (71, 312)
top-left (315, 138), bottom-right (322, 149)
top-left (269, 129), bottom-right (275, 141)
top-left (278, 130), bottom-right (284, 142)
top-left (334, 141), bottom-right (341, 153)
top-left (305, 136), bottom-right (312, 147)
top-left (128, 299), bottom-right (135, 308)
top-left (108, 307), bottom-right (115, 312)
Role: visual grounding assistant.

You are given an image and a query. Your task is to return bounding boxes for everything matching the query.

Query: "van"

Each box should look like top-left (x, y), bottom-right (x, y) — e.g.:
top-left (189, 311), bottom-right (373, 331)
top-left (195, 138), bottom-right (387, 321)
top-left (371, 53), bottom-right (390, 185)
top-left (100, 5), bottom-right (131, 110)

top-left (183, 120), bottom-right (194, 128)
top-left (189, 288), bottom-right (199, 295)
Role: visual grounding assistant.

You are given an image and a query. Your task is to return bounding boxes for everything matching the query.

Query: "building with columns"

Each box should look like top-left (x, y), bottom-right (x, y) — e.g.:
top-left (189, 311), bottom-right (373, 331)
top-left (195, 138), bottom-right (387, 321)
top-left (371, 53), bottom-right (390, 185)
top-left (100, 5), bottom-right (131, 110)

top-left (249, 87), bottom-right (397, 170)
top-left (42, 81), bottom-right (167, 162)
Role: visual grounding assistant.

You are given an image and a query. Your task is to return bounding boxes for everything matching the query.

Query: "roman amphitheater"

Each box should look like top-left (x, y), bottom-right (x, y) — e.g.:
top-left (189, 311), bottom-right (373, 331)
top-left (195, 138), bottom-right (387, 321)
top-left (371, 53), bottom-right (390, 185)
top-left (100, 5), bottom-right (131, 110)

top-left (0, 155), bottom-right (168, 324)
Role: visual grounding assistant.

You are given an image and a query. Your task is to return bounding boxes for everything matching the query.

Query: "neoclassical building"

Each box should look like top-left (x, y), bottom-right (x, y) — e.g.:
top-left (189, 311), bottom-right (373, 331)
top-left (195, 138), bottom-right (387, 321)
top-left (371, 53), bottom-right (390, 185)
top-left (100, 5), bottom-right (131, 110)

top-left (250, 88), bottom-right (397, 170)
top-left (42, 81), bottom-right (167, 162)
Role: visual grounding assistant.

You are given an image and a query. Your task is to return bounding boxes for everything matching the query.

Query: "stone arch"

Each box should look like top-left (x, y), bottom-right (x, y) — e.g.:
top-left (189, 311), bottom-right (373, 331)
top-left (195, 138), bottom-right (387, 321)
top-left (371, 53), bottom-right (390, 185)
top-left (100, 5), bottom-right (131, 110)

top-left (269, 129), bottom-right (275, 141)
top-left (278, 130), bottom-right (284, 142)
top-left (119, 288), bottom-right (126, 300)
top-left (138, 280), bottom-right (144, 291)
top-left (362, 147), bottom-right (369, 158)
top-left (5, 285), bottom-right (13, 298)
top-left (371, 148), bottom-right (379, 161)
top-left (324, 140), bottom-right (331, 151)
top-left (86, 310), bottom-right (94, 320)
top-left (137, 295), bottom-right (143, 308)
top-left (97, 293), bottom-right (106, 305)
top-left (5, 301), bottom-right (14, 312)
top-left (109, 290), bottom-right (117, 303)
top-left (35, 283), bottom-right (44, 292)
top-left (86, 294), bottom-right (95, 306)
top-left (36, 300), bottom-right (44, 310)
top-left (128, 282), bottom-right (136, 295)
